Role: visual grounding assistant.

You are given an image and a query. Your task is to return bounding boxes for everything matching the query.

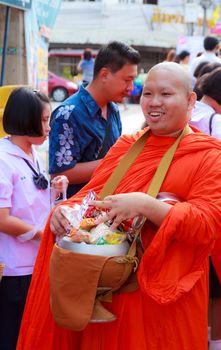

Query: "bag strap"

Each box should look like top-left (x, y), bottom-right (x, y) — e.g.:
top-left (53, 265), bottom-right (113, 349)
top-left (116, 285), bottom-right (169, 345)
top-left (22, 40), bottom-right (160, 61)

top-left (99, 129), bottom-right (151, 200)
top-left (147, 125), bottom-right (190, 198)
top-left (209, 112), bottom-right (216, 135)
top-left (97, 121), bottom-right (112, 160)
top-left (126, 125), bottom-right (191, 258)
top-left (99, 125), bottom-right (191, 200)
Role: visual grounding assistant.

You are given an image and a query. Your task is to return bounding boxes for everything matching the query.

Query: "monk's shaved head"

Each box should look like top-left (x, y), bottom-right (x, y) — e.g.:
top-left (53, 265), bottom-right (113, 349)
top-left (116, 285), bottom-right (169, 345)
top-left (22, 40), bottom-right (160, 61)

top-left (141, 61), bottom-right (196, 137)
top-left (147, 62), bottom-right (193, 93)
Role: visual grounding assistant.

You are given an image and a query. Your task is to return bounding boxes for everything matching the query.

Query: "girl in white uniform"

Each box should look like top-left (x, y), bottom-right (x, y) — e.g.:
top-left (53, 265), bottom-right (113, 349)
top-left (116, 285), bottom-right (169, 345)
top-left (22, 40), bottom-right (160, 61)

top-left (0, 87), bottom-right (67, 350)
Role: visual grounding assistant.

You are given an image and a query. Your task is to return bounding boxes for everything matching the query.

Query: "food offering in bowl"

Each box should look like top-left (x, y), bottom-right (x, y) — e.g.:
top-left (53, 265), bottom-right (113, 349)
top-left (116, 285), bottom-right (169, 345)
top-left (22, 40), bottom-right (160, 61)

top-left (57, 191), bottom-right (139, 256)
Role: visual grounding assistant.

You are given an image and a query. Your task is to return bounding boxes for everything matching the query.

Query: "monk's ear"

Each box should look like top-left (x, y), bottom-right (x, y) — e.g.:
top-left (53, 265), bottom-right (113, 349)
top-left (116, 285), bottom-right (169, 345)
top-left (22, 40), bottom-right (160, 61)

top-left (187, 91), bottom-right (197, 111)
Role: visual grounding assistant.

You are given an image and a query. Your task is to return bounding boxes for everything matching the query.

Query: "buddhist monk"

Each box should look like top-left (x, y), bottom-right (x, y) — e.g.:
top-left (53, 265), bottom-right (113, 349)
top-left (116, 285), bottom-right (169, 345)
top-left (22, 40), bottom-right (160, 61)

top-left (17, 62), bottom-right (221, 350)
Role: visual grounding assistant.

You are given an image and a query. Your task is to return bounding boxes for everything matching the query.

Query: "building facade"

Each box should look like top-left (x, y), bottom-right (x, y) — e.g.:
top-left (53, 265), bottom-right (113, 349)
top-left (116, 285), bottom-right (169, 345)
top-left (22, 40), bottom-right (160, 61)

top-left (0, 0), bottom-right (61, 91)
top-left (49, 0), bottom-right (220, 77)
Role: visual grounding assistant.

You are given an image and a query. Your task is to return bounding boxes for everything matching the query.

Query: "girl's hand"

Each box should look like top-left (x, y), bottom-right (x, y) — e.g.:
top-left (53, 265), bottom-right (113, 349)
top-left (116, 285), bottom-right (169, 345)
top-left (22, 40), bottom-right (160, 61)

top-left (51, 175), bottom-right (69, 193)
top-left (90, 192), bottom-right (148, 230)
top-left (33, 230), bottom-right (43, 241)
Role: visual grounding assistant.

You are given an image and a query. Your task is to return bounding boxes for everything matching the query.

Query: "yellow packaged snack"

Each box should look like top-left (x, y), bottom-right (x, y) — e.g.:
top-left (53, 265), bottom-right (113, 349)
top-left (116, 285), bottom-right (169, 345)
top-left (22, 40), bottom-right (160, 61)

top-left (104, 232), bottom-right (127, 244)
top-left (79, 218), bottom-right (96, 231)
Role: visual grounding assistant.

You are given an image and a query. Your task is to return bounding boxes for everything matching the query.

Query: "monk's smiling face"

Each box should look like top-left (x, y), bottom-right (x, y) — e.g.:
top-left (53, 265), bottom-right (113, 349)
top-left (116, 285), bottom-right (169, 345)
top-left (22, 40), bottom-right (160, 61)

top-left (140, 63), bottom-right (196, 137)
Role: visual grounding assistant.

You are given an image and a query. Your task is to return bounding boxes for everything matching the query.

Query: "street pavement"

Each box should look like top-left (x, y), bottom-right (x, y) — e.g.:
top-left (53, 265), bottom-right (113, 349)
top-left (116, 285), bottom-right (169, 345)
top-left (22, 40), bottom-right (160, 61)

top-left (118, 103), bottom-right (145, 134)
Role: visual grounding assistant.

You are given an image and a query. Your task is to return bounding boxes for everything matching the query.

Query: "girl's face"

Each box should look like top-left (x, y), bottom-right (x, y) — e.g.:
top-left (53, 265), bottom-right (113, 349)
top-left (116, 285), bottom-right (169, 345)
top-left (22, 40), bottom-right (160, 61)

top-left (41, 103), bottom-right (51, 138)
top-left (28, 102), bottom-right (51, 146)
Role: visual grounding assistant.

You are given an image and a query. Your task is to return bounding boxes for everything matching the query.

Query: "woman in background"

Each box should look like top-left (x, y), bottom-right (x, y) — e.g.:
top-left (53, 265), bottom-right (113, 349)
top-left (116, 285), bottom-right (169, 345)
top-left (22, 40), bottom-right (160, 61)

top-left (191, 66), bottom-right (221, 138)
top-left (164, 48), bottom-right (176, 62)
top-left (190, 68), bottom-right (221, 350)
top-left (175, 50), bottom-right (190, 71)
top-left (193, 62), bottom-right (221, 100)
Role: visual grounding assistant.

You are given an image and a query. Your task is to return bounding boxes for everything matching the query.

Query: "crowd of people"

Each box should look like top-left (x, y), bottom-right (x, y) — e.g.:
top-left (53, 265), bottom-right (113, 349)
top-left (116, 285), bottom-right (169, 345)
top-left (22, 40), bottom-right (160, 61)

top-left (0, 37), bottom-right (221, 350)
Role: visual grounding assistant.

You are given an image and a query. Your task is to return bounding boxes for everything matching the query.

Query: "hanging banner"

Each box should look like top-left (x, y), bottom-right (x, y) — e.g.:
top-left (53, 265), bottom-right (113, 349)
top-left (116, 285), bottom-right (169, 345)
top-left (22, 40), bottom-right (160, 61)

top-left (24, 0), bottom-right (62, 93)
top-left (0, 0), bottom-right (32, 10)
top-left (35, 0), bottom-right (62, 39)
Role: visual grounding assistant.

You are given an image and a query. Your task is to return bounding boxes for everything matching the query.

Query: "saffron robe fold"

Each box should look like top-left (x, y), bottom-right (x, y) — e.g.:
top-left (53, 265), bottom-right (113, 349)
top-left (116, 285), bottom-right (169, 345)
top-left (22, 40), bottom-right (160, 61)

top-left (17, 129), bottom-right (221, 350)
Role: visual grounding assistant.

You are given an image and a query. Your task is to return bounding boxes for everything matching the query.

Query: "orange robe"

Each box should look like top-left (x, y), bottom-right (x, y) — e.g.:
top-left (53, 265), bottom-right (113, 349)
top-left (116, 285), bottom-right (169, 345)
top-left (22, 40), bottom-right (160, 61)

top-left (17, 129), bottom-right (221, 350)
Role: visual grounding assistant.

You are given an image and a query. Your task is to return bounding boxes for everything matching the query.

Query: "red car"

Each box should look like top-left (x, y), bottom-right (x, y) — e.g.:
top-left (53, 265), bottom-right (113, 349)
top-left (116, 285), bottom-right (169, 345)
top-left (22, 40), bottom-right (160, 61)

top-left (48, 71), bottom-right (78, 102)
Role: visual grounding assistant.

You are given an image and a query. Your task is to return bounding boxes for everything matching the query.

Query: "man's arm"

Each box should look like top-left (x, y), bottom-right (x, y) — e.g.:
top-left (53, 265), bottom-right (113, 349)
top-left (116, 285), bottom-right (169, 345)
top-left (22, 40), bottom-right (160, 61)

top-left (50, 159), bottom-right (101, 184)
top-left (49, 103), bottom-right (101, 184)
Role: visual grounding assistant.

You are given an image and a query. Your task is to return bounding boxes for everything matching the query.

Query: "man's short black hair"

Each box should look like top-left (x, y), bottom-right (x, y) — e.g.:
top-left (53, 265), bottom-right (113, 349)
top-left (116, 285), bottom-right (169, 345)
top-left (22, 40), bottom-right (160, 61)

top-left (199, 67), bottom-right (221, 104)
top-left (3, 87), bottom-right (50, 136)
top-left (93, 41), bottom-right (141, 78)
top-left (178, 50), bottom-right (190, 61)
top-left (204, 36), bottom-right (219, 51)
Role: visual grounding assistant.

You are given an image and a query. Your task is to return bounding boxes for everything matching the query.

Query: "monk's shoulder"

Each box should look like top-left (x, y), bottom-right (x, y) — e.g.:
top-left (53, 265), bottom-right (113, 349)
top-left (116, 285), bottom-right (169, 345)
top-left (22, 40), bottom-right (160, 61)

top-left (116, 129), bottom-right (146, 147)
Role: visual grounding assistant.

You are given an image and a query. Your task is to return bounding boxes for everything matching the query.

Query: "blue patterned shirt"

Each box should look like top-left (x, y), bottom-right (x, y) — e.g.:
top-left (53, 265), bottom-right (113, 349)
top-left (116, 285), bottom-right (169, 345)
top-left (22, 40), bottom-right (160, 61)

top-left (49, 85), bottom-right (122, 197)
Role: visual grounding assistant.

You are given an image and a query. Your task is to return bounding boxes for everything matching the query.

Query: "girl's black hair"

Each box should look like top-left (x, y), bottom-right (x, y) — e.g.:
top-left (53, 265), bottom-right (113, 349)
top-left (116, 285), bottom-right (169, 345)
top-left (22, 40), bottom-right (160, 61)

top-left (198, 67), bottom-right (221, 104)
top-left (3, 87), bottom-right (50, 136)
top-left (193, 61), bottom-right (209, 78)
top-left (194, 62), bottom-right (221, 100)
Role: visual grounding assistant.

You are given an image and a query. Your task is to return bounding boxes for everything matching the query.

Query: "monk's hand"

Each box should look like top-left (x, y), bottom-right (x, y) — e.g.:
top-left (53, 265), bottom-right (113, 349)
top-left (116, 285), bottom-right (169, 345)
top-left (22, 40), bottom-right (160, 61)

top-left (50, 205), bottom-right (71, 236)
top-left (90, 192), bottom-right (147, 230)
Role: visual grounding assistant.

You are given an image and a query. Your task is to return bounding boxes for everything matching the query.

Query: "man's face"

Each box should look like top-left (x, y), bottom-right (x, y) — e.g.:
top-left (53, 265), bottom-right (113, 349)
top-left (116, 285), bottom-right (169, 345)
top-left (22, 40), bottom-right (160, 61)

top-left (140, 69), bottom-right (196, 136)
top-left (104, 64), bottom-right (137, 103)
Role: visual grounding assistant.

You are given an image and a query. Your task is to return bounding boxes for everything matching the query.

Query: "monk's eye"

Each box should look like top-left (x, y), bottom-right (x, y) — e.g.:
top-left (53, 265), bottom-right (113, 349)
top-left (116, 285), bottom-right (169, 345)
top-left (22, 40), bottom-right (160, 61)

top-left (162, 92), bottom-right (172, 96)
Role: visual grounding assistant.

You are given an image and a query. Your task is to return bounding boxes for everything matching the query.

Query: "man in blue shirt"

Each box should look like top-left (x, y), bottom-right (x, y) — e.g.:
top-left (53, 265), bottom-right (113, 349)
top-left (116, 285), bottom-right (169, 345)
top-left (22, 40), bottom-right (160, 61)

top-left (49, 41), bottom-right (140, 198)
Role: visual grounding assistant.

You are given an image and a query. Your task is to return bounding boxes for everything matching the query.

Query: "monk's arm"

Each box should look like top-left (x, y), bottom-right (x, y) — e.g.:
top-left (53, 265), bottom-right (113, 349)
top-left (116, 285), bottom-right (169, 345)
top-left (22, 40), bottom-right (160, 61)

top-left (91, 192), bottom-right (172, 230)
top-left (139, 194), bottom-right (172, 226)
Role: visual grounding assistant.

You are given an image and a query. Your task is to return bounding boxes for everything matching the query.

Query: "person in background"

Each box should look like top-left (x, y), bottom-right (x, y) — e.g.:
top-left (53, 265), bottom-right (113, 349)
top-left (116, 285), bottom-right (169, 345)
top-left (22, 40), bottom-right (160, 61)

top-left (193, 62), bottom-right (221, 101)
top-left (17, 63), bottom-right (221, 350)
top-left (190, 68), bottom-right (221, 350)
top-left (77, 48), bottom-right (95, 84)
top-left (0, 87), bottom-right (68, 350)
top-left (192, 60), bottom-right (209, 90)
top-left (128, 68), bottom-right (146, 104)
top-left (49, 41), bottom-right (141, 198)
top-left (175, 50), bottom-right (190, 71)
top-left (191, 67), bottom-right (221, 136)
top-left (190, 36), bottom-right (221, 76)
top-left (164, 48), bottom-right (176, 62)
